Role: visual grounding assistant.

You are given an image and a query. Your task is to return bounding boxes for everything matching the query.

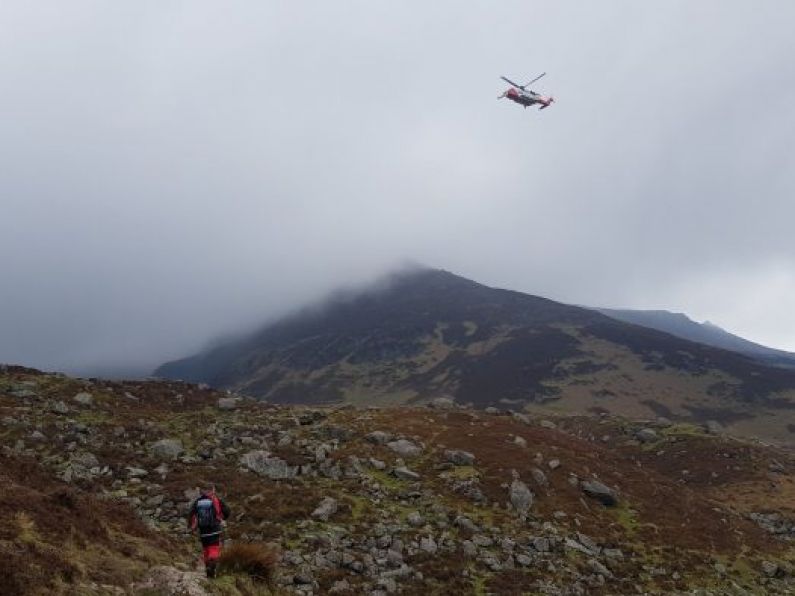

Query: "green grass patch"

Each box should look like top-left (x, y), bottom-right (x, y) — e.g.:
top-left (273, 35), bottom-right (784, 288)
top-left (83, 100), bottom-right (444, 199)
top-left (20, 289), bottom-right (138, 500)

top-left (471, 571), bottom-right (489, 595)
top-left (156, 411), bottom-right (219, 451)
top-left (75, 409), bottom-right (111, 425)
top-left (463, 506), bottom-right (500, 530)
top-left (612, 503), bottom-right (640, 535)
top-left (365, 468), bottom-right (407, 491)
top-left (344, 493), bottom-right (372, 521)
top-left (440, 465), bottom-right (480, 481)
top-left (727, 556), bottom-right (760, 586)
top-left (209, 573), bottom-right (280, 595)
top-left (660, 423), bottom-right (706, 438)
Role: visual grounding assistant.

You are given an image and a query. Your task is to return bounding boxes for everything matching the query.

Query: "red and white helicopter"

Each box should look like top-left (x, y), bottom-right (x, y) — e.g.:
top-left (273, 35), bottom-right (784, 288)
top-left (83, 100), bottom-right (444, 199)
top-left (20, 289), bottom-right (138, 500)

top-left (498, 73), bottom-right (554, 110)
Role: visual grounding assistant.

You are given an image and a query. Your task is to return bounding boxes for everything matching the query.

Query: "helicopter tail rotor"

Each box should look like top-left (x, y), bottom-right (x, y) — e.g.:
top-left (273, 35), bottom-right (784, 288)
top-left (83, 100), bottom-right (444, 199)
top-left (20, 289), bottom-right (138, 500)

top-left (539, 96), bottom-right (555, 110)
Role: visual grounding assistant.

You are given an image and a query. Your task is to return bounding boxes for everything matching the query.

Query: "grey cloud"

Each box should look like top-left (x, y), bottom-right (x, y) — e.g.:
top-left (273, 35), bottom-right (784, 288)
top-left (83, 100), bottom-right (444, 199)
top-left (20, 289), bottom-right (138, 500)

top-left (1, 0), bottom-right (794, 374)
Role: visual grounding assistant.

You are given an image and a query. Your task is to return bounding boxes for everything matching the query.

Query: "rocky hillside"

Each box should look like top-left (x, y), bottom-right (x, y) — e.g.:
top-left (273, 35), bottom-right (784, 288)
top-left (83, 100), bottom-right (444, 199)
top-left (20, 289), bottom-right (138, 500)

top-left (3, 365), bottom-right (795, 594)
top-left (156, 268), bottom-right (795, 445)
top-left (595, 308), bottom-right (795, 370)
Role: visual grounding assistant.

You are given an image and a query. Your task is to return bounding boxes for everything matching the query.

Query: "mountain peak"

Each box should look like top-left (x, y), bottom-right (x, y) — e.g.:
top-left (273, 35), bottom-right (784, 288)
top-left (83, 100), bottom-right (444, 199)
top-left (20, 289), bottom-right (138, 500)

top-left (156, 269), bottom-right (795, 444)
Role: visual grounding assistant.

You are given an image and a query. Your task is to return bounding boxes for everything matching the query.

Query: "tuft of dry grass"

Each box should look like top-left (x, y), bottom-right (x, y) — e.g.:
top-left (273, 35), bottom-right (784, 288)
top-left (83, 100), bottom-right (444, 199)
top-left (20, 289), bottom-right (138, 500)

top-left (14, 511), bottom-right (38, 544)
top-left (218, 542), bottom-right (282, 584)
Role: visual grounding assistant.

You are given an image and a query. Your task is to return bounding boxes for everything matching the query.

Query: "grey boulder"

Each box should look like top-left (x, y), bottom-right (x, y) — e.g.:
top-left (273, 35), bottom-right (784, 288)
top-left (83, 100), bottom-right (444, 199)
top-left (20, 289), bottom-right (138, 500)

top-left (581, 479), bottom-right (618, 507)
top-left (635, 428), bottom-right (658, 443)
top-left (393, 466), bottom-right (421, 481)
top-left (387, 439), bottom-right (422, 458)
top-left (240, 450), bottom-right (298, 480)
top-left (509, 479), bottom-right (534, 515)
top-left (151, 439), bottom-right (184, 460)
top-left (444, 449), bottom-right (475, 466)
top-left (311, 497), bottom-right (338, 521)
top-left (73, 392), bottom-right (94, 406)
top-left (217, 397), bottom-right (239, 410)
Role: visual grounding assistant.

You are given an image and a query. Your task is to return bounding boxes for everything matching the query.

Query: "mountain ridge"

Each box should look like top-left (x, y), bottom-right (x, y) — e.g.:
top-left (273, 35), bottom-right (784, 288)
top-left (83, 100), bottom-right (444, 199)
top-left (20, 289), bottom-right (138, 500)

top-left (595, 307), bottom-right (795, 369)
top-left (156, 267), bottom-right (795, 445)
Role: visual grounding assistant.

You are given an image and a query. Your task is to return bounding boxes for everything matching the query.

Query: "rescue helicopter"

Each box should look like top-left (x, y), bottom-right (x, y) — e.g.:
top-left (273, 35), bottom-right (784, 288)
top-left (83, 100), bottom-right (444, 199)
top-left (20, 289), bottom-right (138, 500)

top-left (498, 73), bottom-right (554, 110)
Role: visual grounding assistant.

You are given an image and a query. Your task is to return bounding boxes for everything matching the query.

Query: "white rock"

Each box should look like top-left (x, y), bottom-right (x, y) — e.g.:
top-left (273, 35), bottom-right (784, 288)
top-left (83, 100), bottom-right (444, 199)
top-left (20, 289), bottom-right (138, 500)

top-left (150, 439), bottom-right (184, 460)
top-left (530, 467), bottom-right (548, 487)
top-left (73, 392), bottom-right (93, 406)
top-left (311, 497), bottom-right (338, 521)
top-left (126, 466), bottom-right (149, 478)
top-left (387, 439), bottom-right (422, 458)
top-left (134, 566), bottom-right (209, 596)
top-left (366, 431), bottom-right (393, 445)
top-left (429, 397), bottom-right (455, 409)
top-left (217, 397), bottom-right (239, 410)
top-left (509, 479), bottom-right (534, 515)
top-left (240, 450), bottom-right (298, 479)
top-left (406, 511), bottom-right (425, 527)
top-left (419, 536), bottom-right (438, 554)
top-left (393, 466), bottom-right (420, 481)
top-left (52, 401), bottom-right (69, 415)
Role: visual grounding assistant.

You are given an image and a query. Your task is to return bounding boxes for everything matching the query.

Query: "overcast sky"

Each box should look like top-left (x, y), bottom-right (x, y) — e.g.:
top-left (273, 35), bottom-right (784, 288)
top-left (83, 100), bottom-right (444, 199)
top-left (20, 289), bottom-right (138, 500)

top-left (1, 1), bottom-right (794, 374)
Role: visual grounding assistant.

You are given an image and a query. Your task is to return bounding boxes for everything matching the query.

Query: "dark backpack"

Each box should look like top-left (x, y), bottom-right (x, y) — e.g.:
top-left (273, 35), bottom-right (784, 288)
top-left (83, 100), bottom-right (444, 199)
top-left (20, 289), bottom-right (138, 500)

top-left (196, 496), bottom-right (217, 531)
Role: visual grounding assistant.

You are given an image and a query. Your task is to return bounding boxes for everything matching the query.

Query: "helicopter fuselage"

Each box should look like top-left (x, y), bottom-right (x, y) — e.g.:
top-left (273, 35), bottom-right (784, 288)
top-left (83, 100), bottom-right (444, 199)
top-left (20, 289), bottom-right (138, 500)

top-left (504, 87), bottom-right (553, 109)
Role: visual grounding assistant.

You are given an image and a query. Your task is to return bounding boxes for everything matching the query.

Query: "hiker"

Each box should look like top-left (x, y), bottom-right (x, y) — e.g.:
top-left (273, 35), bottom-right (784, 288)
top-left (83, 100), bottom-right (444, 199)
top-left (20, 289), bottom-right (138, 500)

top-left (187, 485), bottom-right (231, 578)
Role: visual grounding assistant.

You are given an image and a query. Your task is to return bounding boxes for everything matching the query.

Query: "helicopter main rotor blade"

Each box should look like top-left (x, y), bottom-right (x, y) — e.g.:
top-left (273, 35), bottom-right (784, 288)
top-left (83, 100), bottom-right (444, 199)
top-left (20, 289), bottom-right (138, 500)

top-left (523, 72), bottom-right (546, 87)
top-left (500, 76), bottom-right (524, 89)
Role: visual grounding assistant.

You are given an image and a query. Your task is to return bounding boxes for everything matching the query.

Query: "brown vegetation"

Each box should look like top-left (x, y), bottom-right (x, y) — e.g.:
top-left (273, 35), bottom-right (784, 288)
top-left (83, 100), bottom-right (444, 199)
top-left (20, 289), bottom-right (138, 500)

top-left (3, 365), bottom-right (795, 593)
top-left (337, 406), bottom-right (791, 568)
top-left (218, 542), bottom-right (281, 584)
top-left (0, 453), bottom-right (183, 595)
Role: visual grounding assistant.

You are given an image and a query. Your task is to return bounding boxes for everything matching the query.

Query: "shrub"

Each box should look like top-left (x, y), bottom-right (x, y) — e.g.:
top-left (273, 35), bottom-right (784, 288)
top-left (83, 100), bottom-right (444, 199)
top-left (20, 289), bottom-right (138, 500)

top-left (218, 542), bottom-right (281, 584)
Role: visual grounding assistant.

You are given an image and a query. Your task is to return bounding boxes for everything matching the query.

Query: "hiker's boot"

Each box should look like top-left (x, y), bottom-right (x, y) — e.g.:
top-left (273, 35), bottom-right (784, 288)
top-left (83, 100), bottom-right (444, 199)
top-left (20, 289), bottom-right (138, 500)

top-left (206, 560), bottom-right (217, 579)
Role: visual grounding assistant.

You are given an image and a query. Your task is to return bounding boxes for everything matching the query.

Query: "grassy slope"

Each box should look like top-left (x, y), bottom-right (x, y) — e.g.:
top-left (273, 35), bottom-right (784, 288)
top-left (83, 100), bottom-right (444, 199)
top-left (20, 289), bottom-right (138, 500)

top-left (3, 367), bottom-right (795, 593)
top-left (0, 452), bottom-right (184, 594)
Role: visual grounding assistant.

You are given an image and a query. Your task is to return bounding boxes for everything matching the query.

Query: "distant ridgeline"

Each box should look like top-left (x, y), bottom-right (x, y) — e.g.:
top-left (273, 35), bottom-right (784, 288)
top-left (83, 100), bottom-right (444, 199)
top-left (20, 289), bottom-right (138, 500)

top-left (594, 307), bottom-right (795, 370)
